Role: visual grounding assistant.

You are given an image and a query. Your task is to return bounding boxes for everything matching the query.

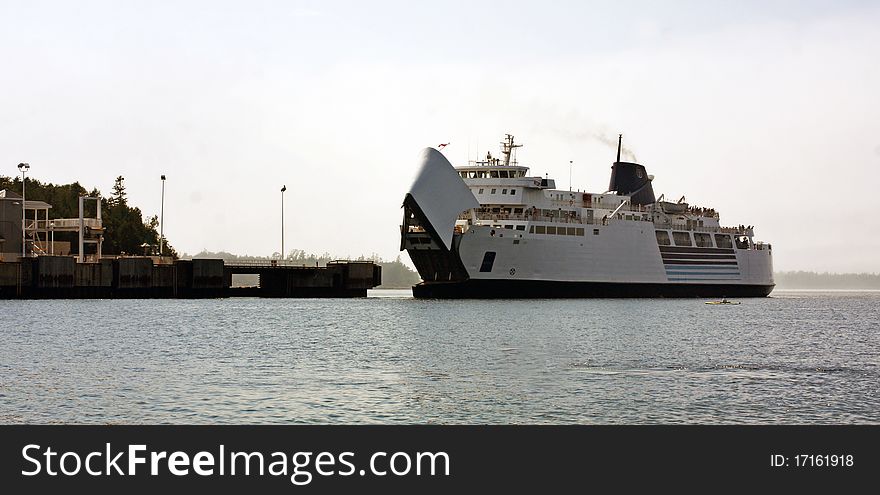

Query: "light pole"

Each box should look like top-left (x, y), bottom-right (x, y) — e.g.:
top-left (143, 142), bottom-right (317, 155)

top-left (17, 162), bottom-right (29, 258)
top-left (280, 185), bottom-right (287, 260)
top-left (569, 160), bottom-right (573, 192)
top-left (160, 174), bottom-right (166, 255)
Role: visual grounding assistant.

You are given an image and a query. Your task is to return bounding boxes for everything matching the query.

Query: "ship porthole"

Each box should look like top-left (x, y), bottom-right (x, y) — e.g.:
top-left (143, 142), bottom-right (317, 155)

top-left (509, 268), bottom-right (516, 276)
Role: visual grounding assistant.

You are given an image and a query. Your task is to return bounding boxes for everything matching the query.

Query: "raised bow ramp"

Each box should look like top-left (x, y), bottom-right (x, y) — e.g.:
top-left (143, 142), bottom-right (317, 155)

top-left (404, 148), bottom-right (479, 251)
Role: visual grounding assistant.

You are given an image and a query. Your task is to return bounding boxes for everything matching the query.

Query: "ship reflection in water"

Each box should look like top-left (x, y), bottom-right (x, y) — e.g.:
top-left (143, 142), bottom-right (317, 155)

top-left (1, 291), bottom-right (877, 424)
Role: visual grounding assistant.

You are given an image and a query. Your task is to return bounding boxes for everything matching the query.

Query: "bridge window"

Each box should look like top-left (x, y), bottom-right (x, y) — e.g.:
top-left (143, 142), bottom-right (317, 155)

top-left (515, 225), bottom-right (525, 231)
top-left (535, 226), bottom-right (546, 234)
top-left (576, 228), bottom-right (585, 236)
top-left (672, 231), bottom-right (693, 246)
top-left (715, 234), bottom-right (733, 249)
top-left (500, 170), bottom-right (509, 178)
top-left (694, 233), bottom-right (713, 247)
top-left (655, 230), bottom-right (671, 246)
top-left (546, 226), bottom-right (557, 235)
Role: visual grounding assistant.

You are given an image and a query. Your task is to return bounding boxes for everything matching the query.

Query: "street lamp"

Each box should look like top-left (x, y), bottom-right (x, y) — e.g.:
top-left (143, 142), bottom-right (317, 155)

top-left (17, 162), bottom-right (30, 258)
top-left (160, 174), bottom-right (166, 255)
top-left (280, 185), bottom-right (287, 260)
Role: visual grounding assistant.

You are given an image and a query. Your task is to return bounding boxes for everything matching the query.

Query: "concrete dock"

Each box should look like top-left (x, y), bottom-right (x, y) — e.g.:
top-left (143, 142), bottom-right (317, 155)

top-left (0, 257), bottom-right (381, 299)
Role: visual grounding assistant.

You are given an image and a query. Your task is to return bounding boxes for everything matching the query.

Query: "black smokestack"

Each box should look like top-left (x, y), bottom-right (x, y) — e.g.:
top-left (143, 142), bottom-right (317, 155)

top-left (608, 134), bottom-right (656, 205)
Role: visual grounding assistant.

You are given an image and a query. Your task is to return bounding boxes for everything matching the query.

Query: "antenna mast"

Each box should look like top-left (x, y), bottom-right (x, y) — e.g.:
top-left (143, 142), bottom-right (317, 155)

top-left (501, 134), bottom-right (522, 167)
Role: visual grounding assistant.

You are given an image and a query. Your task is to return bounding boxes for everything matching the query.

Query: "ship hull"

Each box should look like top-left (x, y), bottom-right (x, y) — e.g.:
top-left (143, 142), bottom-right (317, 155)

top-left (412, 279), bottom-right (775, 299)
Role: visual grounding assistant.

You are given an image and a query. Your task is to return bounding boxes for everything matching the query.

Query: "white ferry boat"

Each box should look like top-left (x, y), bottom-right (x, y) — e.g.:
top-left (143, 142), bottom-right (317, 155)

top-left (401, 134), bottom-right (774, 298)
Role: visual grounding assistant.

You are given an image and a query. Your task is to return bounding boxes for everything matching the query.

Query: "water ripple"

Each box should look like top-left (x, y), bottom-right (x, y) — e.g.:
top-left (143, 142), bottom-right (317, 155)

top-left (1, 290), bottom-right (878, 424)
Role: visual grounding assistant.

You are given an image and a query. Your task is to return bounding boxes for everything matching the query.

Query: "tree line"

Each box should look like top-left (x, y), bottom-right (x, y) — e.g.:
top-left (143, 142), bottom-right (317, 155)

top-left (773, 271), bottom-right (880, 290)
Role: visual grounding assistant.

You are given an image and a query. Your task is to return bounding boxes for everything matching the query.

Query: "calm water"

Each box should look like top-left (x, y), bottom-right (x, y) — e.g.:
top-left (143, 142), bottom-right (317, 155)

top-left (1, 290), bottom-right (878, 424)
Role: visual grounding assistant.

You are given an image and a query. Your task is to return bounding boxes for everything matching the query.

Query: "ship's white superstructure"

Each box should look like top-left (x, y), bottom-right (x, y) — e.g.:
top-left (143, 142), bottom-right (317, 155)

top-left (401, 135), bottom-right (774, 298)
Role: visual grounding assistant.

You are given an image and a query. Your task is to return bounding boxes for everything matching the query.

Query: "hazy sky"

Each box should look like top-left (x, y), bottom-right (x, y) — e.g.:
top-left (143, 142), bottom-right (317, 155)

top-left (1, 1), bottom-right (878, 272)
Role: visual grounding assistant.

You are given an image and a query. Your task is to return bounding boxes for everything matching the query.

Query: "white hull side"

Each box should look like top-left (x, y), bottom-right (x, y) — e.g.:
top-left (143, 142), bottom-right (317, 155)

top-left (456, 224), bottom-right (774, 286)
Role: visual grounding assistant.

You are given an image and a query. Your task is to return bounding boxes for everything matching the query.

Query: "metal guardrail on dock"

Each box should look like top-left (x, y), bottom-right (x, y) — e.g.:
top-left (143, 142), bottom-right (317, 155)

top-left (223, 260), bottom-right (312, 268)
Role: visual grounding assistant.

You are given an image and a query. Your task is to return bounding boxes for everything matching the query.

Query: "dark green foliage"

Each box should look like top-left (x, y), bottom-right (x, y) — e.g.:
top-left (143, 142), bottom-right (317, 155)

top-left (0, 175), bottom-right (177, 258)
top-left (371, 255), bottom-right (422, 288)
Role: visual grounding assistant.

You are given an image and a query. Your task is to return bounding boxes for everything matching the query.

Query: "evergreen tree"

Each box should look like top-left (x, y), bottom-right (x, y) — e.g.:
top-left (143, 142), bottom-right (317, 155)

top-left (110, 176), bottom-right (127, 206)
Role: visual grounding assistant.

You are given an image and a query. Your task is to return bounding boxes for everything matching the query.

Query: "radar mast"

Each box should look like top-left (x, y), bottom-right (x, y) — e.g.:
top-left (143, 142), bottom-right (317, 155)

top-left (501, 134), bottom-right (522, 167)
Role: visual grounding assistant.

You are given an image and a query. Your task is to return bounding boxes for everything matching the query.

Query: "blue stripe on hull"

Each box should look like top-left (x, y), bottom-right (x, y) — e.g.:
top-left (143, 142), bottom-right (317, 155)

top-left (663, 264), bottom-right (741, 270)
top-left (664, 262), bottom-right (741, 280)
top-left (666, 271), bottom-right (739, 276)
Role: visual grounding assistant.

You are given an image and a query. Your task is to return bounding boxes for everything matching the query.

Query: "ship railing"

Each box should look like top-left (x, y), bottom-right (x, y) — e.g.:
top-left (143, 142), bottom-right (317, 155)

top-left (462, 211), bottom-right (654, 225)
top-left (464, 213), bottom-right (757, 236)
top-left (574, 202), bottom-right (648, 213)
top-left (538, 202), bottom-right (650, 214)
top-left (223, 259), bottom-right (335, 268)
top-left (653, 222), bottom-right (752, 235)
top-left (464, 212), bottom-right (585, 224)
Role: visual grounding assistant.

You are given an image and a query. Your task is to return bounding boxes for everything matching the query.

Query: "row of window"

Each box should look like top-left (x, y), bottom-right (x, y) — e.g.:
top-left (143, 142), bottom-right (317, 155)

top-left (460, 170), bottom-right (526, 179)
top-left (477, 188), bottom-right (517, 195)
top-left (529, 225), bottom-right (592, 236)
top-left (655, 230), bottom-right (736, 249)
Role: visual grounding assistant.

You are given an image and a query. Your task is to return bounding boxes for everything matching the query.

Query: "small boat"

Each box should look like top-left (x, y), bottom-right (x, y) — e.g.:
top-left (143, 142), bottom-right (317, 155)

top-left (705, 298), bottom-right (740, 305)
